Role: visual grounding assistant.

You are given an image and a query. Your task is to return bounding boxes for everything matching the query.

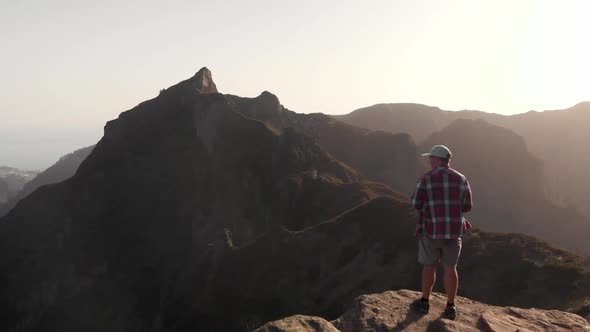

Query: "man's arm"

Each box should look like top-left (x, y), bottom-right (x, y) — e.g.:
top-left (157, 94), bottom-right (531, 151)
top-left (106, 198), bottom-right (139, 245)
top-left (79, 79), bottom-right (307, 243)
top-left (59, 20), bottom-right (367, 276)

top-left (411, 176), bottom-right (426, 210)
top-left (462, 178), bottom-right (473, 213)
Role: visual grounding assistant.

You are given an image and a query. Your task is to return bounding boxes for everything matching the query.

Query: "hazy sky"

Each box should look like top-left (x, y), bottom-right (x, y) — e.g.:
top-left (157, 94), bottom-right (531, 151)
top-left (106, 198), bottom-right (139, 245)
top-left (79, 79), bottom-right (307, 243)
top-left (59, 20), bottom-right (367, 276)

top-left (1, 0), bottom-right (589, 169)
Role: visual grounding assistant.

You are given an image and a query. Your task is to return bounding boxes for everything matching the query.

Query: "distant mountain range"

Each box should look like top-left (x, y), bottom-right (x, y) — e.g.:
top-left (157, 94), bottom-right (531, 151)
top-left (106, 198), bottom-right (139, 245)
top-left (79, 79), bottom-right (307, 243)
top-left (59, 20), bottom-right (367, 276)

top-left (0, 146), bottom-right (94, 217)
top-left (0, 166), bottom-right (38, 205)
top-left (335, 104), bottom-right (590, 255)
top-left (0, 68), bottom-right (588, 331)
top-left (335, 102), bottom-right (590, 217)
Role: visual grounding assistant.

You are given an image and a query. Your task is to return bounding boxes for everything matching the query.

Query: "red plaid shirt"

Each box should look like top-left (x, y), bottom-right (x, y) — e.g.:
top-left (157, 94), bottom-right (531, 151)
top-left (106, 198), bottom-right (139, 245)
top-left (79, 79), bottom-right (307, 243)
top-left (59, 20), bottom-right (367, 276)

top-left (411, 166), bottom-right (473, 239)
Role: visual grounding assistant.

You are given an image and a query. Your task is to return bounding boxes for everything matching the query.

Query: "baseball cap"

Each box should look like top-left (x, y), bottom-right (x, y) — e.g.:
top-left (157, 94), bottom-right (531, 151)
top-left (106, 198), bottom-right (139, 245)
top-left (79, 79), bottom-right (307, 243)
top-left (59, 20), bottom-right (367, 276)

top-left (422, 145), bottom-right (452, 159)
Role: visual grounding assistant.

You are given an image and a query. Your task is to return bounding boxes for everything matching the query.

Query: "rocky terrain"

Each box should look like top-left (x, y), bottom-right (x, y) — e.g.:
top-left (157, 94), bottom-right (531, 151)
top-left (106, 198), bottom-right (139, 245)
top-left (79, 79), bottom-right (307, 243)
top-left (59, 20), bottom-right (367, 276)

top-left (256, 289), bottom-right (590, 331)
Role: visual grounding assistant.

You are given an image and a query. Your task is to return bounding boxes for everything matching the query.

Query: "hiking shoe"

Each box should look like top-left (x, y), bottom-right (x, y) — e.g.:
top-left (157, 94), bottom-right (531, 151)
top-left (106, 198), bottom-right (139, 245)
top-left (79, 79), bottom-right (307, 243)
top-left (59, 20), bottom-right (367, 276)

top-left (444, 304), bottom-right (457, 320)
top-left (410, 298), bottom-right (430, 314)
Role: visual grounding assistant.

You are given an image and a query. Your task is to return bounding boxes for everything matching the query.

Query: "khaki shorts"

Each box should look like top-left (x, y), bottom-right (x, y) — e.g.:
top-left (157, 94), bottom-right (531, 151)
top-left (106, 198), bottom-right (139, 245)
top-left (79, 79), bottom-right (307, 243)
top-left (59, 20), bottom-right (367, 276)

top-left (418, 236), bottom-right (462, 267)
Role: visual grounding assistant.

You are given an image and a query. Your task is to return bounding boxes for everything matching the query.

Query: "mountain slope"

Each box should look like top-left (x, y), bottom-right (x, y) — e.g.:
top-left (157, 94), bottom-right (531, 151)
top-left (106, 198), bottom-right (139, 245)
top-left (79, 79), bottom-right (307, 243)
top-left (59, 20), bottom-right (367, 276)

top-left (0, 178), bottom-right (9, 205)
top-left (225, 93), bottom-right (420, 195)
top-left (20, 145), bottom-right (94, 198)
top-left (334, 103), bottom-right (454, 143)
top-left (0, 68), bottom-right (398, 331)
top-left (0, 146), bottom-right (94, 217)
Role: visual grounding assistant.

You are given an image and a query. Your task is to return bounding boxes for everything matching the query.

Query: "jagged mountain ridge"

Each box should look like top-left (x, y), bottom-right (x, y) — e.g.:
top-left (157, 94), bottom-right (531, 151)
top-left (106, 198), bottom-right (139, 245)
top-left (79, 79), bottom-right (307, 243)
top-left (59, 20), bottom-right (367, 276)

top-left (224, 92), bottom-right (420, 195)
top-left (334, 102), bottom-right (590, 218)
top-left (0, 68), bottom-right (399, 331)
top-left (336, 104), bottom-right (590, 255)
top-left (0, 68), bottom-right (588, 331)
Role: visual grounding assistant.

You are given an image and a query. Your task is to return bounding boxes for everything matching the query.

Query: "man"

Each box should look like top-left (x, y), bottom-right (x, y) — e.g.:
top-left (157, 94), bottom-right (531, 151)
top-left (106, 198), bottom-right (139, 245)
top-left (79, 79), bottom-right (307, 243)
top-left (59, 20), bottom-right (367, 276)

top-left (410, 145), bottom-right (473, 320)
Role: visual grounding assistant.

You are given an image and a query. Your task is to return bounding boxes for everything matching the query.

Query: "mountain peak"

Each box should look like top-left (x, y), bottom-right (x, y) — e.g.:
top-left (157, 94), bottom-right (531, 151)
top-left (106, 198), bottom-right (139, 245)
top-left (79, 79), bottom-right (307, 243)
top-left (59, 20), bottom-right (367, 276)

top-left (190, 67), bottom-right (218, 94)
top-left (156, 66), bottom-right (218, 98)
top-left (256, 90), bottom-right (280, 106)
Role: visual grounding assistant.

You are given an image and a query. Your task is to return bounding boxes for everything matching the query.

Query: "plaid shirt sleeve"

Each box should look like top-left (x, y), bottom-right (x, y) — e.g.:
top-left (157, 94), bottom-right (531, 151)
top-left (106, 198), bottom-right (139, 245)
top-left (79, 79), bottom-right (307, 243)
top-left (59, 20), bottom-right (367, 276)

top-left (462, 178), bottom-right (473, 212)
top-left (411, 175), bottom-right (427, 210)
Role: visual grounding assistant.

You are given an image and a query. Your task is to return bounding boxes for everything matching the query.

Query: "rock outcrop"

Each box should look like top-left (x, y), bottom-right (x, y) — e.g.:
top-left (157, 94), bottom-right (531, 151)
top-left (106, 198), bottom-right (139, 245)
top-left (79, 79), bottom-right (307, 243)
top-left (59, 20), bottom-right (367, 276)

top-left (257, 289), bottom-right (590, 332)
top-left (191, 67), bottom-right (218, 94)
top-left (255, 315), bottom-right (339, 332)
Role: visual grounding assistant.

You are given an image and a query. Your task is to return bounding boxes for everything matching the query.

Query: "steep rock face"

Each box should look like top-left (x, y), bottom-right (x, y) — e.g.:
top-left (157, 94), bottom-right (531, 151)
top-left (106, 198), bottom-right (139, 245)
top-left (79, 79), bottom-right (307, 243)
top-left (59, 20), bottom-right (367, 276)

top-left (260, 289), bottom-right (590, 332)
top-left (225, 94), bottom-right (420, 195)
top-left (419, 118), bottom-right (590, 254)
top-left (490, 102), bottom-right (590, 217)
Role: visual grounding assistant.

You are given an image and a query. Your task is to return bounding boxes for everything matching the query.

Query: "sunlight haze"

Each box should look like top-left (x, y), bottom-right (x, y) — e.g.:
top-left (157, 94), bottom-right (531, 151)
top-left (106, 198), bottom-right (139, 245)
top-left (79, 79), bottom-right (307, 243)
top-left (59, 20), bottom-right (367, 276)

top-left (1, 0), bottom-right (589, 169)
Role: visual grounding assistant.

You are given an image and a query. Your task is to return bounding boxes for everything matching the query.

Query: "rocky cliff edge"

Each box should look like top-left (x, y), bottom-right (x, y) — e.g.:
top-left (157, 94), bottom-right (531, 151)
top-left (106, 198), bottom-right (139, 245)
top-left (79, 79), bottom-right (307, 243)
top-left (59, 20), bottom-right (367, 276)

top-left (255, 289), bottom-right (590, 332)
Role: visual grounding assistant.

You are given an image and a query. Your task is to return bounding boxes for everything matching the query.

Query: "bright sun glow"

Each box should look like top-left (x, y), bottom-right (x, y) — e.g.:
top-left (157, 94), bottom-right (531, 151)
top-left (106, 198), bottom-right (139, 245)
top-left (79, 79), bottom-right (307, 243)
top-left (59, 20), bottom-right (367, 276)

top-left (521, 0), bottom-right (590, 110)
top-left (1, 0), bottom-right (589, 168)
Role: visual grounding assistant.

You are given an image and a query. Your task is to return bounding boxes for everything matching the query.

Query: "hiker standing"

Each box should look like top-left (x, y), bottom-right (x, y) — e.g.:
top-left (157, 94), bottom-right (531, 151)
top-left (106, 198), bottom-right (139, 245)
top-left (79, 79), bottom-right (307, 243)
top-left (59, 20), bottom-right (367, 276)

top-left (410, 145), bottom-right (473, 320)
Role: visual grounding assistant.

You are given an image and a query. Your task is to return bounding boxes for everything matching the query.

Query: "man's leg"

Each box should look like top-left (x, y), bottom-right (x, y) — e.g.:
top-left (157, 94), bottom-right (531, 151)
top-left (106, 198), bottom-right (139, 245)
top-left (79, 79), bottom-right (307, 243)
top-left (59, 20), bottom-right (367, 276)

top-left (422, 264), bottom-right (437, 299)
top-left (418, 237), bottom-right (439, 299)
top-left (443, 265), bottom-right (458, 304)
top-left (413, 236), bottom-right (439, 313)
top-left (441, 238), bottom-right (462, 304)
top-left (441, 238), bottom-right (462, 319)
